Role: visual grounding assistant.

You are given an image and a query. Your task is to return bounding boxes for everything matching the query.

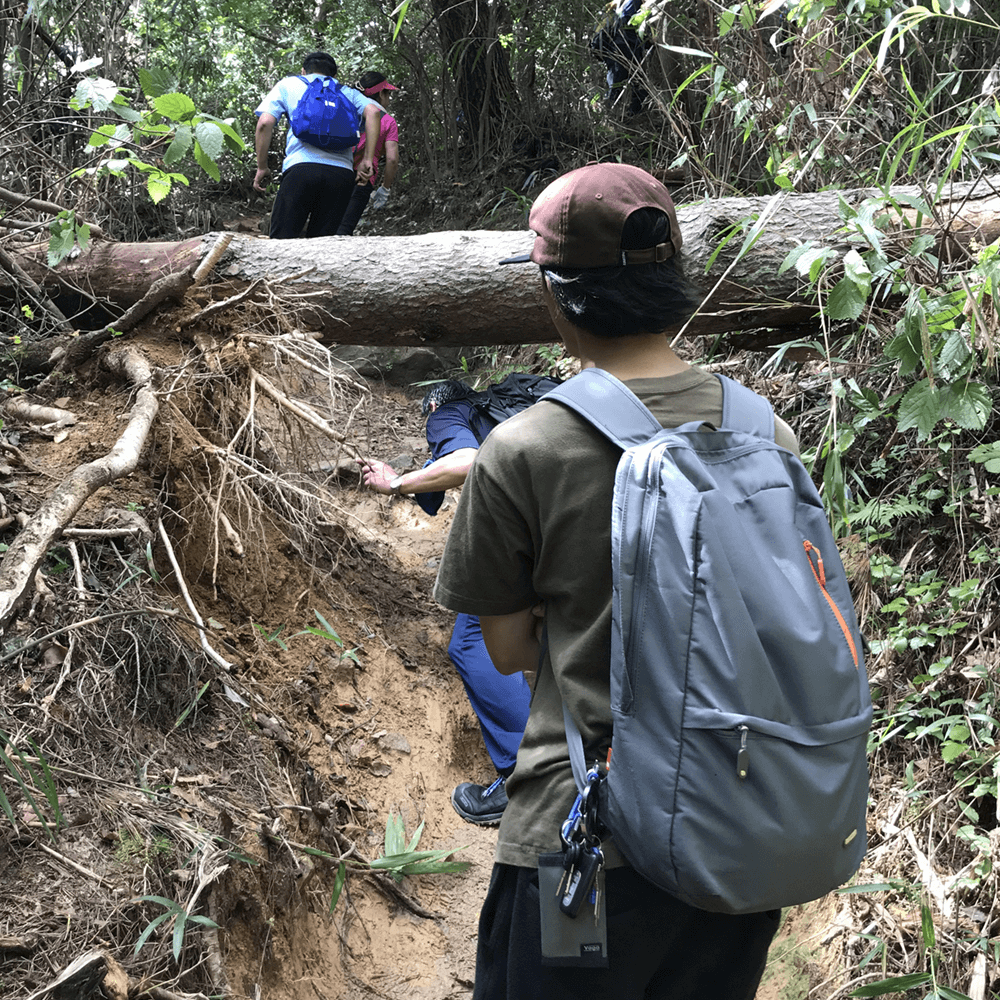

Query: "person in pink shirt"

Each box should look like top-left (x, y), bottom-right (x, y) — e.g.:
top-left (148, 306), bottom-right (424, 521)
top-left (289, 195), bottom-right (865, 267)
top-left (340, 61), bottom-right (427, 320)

top-left (336, 71), bottom-right (400, 235)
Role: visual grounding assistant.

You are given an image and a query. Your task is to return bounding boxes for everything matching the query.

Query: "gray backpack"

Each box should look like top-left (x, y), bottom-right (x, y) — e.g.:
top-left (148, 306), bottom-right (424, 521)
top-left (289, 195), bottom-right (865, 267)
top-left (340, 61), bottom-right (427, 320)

top-left (547, 368), bottom-right (872, 915)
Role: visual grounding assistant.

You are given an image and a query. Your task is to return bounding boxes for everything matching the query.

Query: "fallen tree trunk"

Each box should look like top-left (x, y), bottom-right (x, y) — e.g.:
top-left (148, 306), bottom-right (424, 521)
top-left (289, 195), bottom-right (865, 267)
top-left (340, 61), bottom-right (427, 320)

top-left (10, 177), bottom-right (1000, 347)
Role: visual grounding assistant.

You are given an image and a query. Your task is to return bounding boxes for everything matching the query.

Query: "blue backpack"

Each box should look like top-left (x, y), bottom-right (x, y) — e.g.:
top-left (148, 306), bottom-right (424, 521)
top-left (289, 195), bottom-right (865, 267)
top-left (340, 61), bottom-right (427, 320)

top-left (289, 76), bottom-right (360, 150)
top-left (548, 368), bottom-right (872, 915)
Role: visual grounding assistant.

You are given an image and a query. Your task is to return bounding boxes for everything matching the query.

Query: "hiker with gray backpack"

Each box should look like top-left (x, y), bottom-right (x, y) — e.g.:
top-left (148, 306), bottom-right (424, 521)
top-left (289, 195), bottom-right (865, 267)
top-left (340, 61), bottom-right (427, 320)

top-left (434, 162), bottom-right (871, 998)
top-left (254, 51), bottom-right (382, 238)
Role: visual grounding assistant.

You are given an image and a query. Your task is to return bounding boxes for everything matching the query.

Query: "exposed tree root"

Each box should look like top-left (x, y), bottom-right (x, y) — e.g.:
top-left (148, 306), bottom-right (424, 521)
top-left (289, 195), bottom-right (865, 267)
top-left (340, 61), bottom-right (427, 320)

top-left (0, 346), bottom-right (157, 627)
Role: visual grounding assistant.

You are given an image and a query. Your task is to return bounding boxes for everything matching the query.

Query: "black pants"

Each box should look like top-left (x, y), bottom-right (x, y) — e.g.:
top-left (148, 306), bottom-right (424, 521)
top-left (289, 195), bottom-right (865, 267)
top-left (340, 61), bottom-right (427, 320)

top-left (335, 180), bottom-right (374, 235)
top-left (269, 162), bottom-right (355, 239)
top-left (474, 863), bottom-right (779, 1000)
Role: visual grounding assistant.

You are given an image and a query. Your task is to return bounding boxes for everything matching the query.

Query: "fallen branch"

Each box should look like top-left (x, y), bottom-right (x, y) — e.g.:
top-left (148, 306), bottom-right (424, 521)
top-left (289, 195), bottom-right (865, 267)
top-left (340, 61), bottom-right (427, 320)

top-left (0, 243), bottom-right (74, 335)
top-left (0, 348), bottom-right (157, 627)
top-left (0, 184), bottom-right (105, 238)
top-left (37, 842), bottom-right (116, 889)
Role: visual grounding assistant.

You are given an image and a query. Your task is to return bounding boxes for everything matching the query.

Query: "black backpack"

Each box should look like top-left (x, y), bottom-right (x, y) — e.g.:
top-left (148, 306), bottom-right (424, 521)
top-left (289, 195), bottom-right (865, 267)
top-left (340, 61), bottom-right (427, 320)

top-left (472, 373), bottom-right (563, 426)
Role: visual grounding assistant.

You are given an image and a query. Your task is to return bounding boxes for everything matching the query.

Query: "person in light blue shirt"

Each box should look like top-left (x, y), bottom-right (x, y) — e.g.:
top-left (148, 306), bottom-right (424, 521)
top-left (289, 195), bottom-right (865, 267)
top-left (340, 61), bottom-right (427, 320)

top-left (254, 51), bottom-right (382, 238)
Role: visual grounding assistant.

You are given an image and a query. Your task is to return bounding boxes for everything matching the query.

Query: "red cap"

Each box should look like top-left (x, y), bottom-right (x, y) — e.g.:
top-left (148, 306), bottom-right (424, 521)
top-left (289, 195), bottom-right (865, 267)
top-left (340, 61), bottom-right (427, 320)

top-left (500, 163), bottom-right (682, 268)
top-left (363, 80), bottom-right (399, 97)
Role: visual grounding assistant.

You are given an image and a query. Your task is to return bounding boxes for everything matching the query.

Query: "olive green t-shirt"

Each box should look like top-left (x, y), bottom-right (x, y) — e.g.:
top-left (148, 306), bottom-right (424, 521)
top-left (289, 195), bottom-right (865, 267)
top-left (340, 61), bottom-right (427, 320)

top-left (433, 367), bottom-right (799, 869)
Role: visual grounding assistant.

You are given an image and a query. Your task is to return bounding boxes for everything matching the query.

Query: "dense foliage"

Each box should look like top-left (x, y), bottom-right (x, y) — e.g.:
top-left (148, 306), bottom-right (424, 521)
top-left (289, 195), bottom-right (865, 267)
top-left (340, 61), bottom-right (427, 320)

top-left (2, 0), bottom-right (1000, 996)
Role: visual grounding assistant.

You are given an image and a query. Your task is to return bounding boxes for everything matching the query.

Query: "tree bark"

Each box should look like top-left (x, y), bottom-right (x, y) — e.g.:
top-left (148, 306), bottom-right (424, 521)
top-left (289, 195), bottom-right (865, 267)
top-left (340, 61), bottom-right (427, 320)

top-left (9, 177), bottom-right (1000, 348)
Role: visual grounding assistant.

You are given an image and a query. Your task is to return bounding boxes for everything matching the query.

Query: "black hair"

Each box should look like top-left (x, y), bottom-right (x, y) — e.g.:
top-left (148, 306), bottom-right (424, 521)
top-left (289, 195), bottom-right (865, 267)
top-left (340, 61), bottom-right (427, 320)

top-left (541, 208), bottom-right (701, 338)
top-left (302, 51), bottom-right (338, 76)
top-left (358, 70), bottom-right (387, 91)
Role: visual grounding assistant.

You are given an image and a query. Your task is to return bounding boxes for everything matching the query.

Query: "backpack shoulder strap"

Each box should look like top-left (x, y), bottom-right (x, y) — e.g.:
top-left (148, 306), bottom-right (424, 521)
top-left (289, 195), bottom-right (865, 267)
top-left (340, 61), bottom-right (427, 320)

top-left (544, 367), bottom-right (661, 449)
top-left (716, 373), bottom-right (774, 440)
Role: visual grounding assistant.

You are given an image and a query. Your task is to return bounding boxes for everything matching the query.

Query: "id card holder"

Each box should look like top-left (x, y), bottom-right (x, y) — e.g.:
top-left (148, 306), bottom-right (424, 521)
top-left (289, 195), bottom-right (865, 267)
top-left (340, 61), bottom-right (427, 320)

top-left (538, 851), bottom-right (608, 968)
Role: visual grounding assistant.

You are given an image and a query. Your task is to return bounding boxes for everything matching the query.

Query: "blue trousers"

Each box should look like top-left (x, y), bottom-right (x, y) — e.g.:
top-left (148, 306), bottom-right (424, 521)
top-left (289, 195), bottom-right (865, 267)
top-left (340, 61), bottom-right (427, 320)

top-left (448, 613), bottom-right (531, 775)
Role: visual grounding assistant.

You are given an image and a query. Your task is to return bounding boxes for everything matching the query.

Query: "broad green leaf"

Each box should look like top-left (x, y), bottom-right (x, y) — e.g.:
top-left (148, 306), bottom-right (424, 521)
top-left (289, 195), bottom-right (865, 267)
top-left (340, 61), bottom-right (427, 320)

top-left (111, 100), bottom-right (142, 123)
top-left (778, 242), bottom-right (817, 275)
top-left (941, 742), bottom-right (966, 762)
top-left (794, 246), bottom-right (833, 280)
top-left (719, 6), bottom-right (738, 36)
top-left (147, 174), bottom-right (172, 204)
top-left (163, 126), bottom-right (193, 166)
top-left (938, 329), bottom-right (971, 378)
top-left (842, 248), bottom-right (872, 291)
top-left (826, 277), bottom-right (867, 321)
top-left (193, 141), bottom-right (221, 181)
top-left (937, 381), bottom-right (991, 431)
top-left (969, 441), bottom-right (1000, 473)
top-left (48, 222), bottom-right (76, 267)
top-left (896, 379), bottom-right (941, 439)
top-left (138, 66), bottom-right (176, 98)
top-left (155, 92), bottom-right (197, 122)
top-left (71, 77), bottom-right (119, 112)
top-left (86, 123), bottom-right (117, 148)
top-left (195, 121), bottom-right (224, 160)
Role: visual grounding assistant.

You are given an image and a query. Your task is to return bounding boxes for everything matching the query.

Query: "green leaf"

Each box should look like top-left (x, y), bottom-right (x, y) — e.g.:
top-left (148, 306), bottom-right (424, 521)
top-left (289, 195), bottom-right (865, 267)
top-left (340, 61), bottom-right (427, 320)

top-left (969, 441), bottom-right (1000, 473)
top-left (47, 222), bottom-right (76, 267)
top-left (163, 125), bottom-right (193, 166)
top-left (172, 911), bottom-right (187, 961)
top-left (154, 92), bottom-right (197, 122)
top-left (138, 66), bottom-right (176, 98)
top-left (406, 820), bottom-right (425, 854)
top-left (826, 276), bottom-right (867, 321)
top-left (896, 379), bottom-right (941, 440)
top-left (399, 860), bottom-right (472, 875)
top-left (937, 381), bottom-right (991, 431)
top-left (133, 910), bottom-right (173, 955)
top-left (193, 142), bottom-right (220, 181)
top-left (70, 77), bottom-right (119, 112)
top-left (195, 121), bottom-right (224, 160)
top-left (147, 173), bottom-right (172, 204)
top-left (919, 897), bottom-right (935, 949)
top-left (384, 813), bottom-right (405, 857)
top-left (86, 123), bottom-right (116, 148)
top-left (941, 742), bottom-right (966, 762)
top-left (842, 248), bottom-right (872, 292)
top-left (850, 972), bottom-right (932, 996)
top-left (329, 862), bottom-right (347, 913)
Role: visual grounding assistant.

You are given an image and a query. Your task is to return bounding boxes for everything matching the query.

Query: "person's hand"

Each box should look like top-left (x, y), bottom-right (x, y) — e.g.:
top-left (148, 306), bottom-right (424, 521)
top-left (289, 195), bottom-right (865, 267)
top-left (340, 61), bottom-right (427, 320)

top-left (357, 458), bottom-right (398, 495)
top-left (370, 186), bottom-right (390, 210)
top-left (253, 166), bottom-right (271, 193)
top-left (356, 155), bottom-right (375, 185)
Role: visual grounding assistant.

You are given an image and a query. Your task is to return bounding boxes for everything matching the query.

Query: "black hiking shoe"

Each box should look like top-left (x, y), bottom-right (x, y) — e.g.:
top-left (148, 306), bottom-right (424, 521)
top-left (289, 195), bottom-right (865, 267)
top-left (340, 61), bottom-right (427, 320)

top-left (451, 776), bottom-right (508, 826)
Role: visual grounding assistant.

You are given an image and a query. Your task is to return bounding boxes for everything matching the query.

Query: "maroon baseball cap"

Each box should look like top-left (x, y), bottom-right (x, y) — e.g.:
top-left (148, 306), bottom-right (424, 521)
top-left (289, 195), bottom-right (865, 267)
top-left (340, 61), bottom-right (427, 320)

top-left (499, 163), bottom-right (682, 267)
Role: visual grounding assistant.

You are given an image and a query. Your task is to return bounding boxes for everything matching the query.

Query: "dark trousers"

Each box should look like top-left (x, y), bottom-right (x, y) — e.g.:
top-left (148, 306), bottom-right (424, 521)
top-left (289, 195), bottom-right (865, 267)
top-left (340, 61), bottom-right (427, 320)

top-left (335, 180), bottom-right (374, 235)
top-left (474, 863), bottom-right (779, 1000)
top-left (269, 162), bottom-right (355, 239)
